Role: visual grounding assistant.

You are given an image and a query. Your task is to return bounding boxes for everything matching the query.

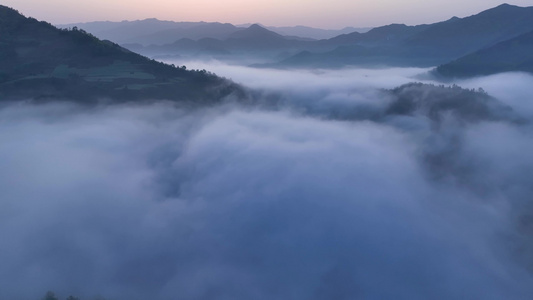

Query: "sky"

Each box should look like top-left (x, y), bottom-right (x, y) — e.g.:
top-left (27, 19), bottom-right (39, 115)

top-left (3, 0), bottom-right (533, 28)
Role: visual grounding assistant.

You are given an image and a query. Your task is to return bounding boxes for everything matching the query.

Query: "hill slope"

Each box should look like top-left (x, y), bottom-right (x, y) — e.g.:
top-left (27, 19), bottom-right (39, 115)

top-left (406, 3), bottom-right (533, 57)
top-left (0, 5), bottom-right (241, 102)
top-left (435, 30), bottom-right (533, 78)
top-left (273, 3), bottom-right (533, 68)
top-left (132, 24), bottom-right (314, 60)
top-left (59, 19), bottom-right (241, 45)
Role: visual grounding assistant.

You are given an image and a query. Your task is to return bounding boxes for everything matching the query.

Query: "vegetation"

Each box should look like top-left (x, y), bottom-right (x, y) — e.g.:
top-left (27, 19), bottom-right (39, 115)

top-left (42, 291), bottom-right (98, 300)
top-left (435, 30), bottom-right (533, 78)
top-left (386, 82), bottom-right (515, 124)
top-left (0, 5), bottom-right (243, 103)
top-left (268, 4), bottom-right (533, 69)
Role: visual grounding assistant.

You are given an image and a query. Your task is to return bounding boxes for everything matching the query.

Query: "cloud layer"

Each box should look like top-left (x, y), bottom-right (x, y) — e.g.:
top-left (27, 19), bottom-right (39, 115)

top-left (1, 66), bottom-right (533, 299)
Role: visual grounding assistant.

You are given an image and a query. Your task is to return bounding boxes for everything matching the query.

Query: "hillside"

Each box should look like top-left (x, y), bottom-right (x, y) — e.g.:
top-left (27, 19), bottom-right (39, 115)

top-left (0, 5), bottom-right (241, 102)
top-left (267, 25), bottom-right (370, 40)
top-left (132, 22), bottom-right (239, 45)
top-left (435, 30), bottom-right (533, 78)
top-left (59, 19), bottom-right (242, 45)
top-left (131, 24), bottom-right (316, 61)
top-left (324, 23), bottom-right (429, 47)
top-left (406, 3), bottom-right (533, 57)
top-left (272, 3), bottom-right (533, 68)
top-left (62, 19), bottom-right (370, 43)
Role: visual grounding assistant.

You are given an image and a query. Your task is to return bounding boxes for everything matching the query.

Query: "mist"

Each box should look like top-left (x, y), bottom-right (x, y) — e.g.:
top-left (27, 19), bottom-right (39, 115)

top-left (2, 64), bottom-right (533, 300)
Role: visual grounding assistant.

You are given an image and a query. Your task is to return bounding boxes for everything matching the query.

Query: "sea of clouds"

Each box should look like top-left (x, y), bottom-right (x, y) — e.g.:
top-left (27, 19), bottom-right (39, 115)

top-left (1, 63), bottom-right (533, 299)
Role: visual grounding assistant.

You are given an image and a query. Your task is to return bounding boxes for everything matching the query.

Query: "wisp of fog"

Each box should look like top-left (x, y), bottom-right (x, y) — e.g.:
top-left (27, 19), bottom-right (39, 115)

top-left (2, 64), bottom-right (533, 300)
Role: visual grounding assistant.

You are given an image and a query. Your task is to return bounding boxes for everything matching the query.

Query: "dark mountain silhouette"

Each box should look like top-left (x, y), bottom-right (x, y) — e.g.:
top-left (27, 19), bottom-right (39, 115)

top-left (59, 3), bottom-right (533, 72)
top-left (324, 23), bottom-right (429, 46)
top-left (435, 30), bottom-right (533, 78)
top-left (406, 3), bottom-right (533, 57)
top-left (386, 83), bottom-right (516, 124)
top-left (0, 5), bottom-right (241, 102)
top-left (272, 3), bottom-right (533, 68)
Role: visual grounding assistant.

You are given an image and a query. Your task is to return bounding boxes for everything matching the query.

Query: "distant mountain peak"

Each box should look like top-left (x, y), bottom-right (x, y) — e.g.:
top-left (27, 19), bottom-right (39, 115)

top-left (485, 2), bottom-right (521, 12)
top-left (0, 4), bottom-right (241, 102)
top-left (245, 24), bottom-right (276, 34)
top-left (248, 23), bottom-right (264, 29)
top-left (228, 23), bottom-right (284, 40)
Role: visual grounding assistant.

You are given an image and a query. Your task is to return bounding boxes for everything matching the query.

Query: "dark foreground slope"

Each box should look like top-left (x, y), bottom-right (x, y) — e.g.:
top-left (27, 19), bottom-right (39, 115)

top-left (435, 30), bottom-right (533, 78)
top-left (0, 5), bottom-right (242, 103)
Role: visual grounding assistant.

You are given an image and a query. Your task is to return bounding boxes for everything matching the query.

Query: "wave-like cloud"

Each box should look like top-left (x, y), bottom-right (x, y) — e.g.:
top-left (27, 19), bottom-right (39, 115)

top-left (1, 65), bottom-right (533, 300)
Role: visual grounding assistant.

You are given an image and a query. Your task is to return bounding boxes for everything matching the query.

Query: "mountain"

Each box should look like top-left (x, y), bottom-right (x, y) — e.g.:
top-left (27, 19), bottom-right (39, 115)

top-left (59, 20), bottom-right (370, 46)
top-left (325, 23), bottom-right (429, 46)
top-left (271, 3), bottom-right (533, 68)
top-left (59, 19), bottom-right (242, 45)
top-left (130, 24), bottom-right (317, 61)
top-left (229, 24), bottom-right (283, 40)
top-left (435, 30), bottom-right (533, 78)
top-left (385, 83), bottom-right (517, 125)
top-left (266, 25), bottom-right (371, 40)
top-left (59, 19), bottom-right (187, 44)
top-left (406, 3), bottom-right (533, 58)
top-left (225, 24), bottom-right (302, 49)
top-left (58, 18), bottom-right (371, 46)
top-left (0, 6), bottom-right (241, 102)
top-left (129, 22), bottom-right (239, 45)
top-left (62, 3), bottom-right (533, 71)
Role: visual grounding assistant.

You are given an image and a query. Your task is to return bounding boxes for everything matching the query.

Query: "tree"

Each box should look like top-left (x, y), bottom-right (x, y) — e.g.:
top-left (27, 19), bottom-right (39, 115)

top-left (42, 291), bottom-right (59, 300)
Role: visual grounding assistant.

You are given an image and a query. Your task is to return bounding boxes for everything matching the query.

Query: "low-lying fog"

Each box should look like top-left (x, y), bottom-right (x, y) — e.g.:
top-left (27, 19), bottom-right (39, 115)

top-left (2, 62), bottom-right (533, 300)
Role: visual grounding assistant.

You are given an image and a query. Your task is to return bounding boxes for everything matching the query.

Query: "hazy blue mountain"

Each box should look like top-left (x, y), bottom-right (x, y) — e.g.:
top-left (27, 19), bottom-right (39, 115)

top-left (270, 44), bottom-right (439, 69)
top-left (324, 23), bottom-right (429, 46)
top-left (405, 3), bottom-right (533, 57)
top-left (129, 22), bottom-right (239, 45)
top-left (58, 19), bottom-right (189, 44)
top-left (60, 20), bottom-right (370, 46)
top-left (59, 3), bottom-right (533, 71)
top-left (272, 3), bottom-right (533, 68)
top-left (228, 24), bottom-right (285, 40)
top-left (435, 30), bottom-right (533, 78)
top-left (129, 24), bottom-right (318, 62)
top-left (139, 37), bottom-right (232, 58)
top-left (0, 6), bottom-right (241, 102)
top-left (225, 24), bottom-right (305, 49)
top-left (60, 19), bottom-right (242, 45)
top-left (266, 25), bottom-right (371, 40)
top-left (235, 23), bottom-right (371, 39)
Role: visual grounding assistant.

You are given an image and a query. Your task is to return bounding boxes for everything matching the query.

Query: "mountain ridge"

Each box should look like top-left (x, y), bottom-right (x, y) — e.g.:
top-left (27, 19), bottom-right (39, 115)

top-left (267, 3), bottom-right (533, 69)
top-left (0, 5), bottom-right (242, 102)
top-left (435, 29), bottom-right (533, 78)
